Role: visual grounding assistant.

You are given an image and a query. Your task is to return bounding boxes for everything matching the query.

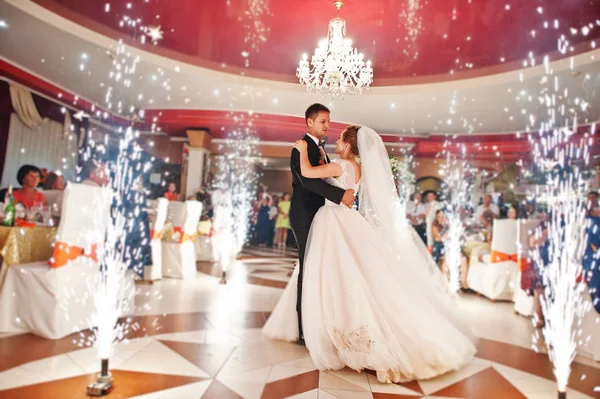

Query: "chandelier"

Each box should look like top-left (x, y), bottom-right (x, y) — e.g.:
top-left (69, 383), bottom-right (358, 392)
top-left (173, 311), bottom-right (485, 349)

top-left (297, 1), bottom-right (373, 101)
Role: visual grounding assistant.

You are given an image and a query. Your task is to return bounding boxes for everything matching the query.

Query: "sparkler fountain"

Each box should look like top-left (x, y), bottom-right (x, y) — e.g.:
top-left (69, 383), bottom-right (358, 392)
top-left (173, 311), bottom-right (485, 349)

top-left (85, 2), bottom-right (164, 395)
top-left (529, 126), bottom-right (593, 399)
top-left (211, 128), bottom-right (259, 284)
top-left (440, 153), bottom-right (476, 292)
top-left (86, 131), bottom-right (141, 396)
top-left (522, 21), bottom-right (598, 397)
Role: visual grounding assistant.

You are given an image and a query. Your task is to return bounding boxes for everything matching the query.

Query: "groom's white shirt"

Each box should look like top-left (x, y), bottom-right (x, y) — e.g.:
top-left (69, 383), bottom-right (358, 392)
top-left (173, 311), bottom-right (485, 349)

top-left (306, 133), bottom-right (320, 146)
top-left (306, 132), bottom-right (328, 164)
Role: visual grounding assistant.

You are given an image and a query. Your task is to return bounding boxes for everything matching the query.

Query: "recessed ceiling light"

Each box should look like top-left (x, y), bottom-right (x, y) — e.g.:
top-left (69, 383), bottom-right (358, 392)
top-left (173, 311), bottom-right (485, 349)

top-left (0, 20), bottom-right (7, 28)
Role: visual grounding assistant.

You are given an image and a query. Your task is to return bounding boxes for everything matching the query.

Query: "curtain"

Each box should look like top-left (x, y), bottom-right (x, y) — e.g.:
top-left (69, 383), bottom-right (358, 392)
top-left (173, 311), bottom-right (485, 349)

top-left (0, 113), bottom-right (78, 187)
top-left (9, 83), bottom-right (48, 129)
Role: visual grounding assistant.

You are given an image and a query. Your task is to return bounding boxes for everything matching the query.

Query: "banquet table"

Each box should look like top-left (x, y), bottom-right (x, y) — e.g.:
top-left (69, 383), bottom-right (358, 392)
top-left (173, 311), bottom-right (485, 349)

top-left (0, 225), bottom-right (56, 289)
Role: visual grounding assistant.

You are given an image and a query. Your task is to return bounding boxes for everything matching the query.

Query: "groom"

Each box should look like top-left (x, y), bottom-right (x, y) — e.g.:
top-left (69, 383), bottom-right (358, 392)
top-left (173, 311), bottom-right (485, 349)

top-left (289, 103), bottom-right (355, 345)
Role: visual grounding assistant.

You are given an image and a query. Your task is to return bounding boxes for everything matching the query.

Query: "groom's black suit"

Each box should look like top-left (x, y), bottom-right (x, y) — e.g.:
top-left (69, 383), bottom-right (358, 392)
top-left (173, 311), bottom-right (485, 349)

top-left (290, 134), bottom-right (345, 340)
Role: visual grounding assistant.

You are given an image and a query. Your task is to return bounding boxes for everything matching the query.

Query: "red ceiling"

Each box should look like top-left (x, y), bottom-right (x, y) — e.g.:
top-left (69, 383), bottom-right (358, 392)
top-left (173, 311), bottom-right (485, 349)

top-left (36, 0), bottom-right (600, 82)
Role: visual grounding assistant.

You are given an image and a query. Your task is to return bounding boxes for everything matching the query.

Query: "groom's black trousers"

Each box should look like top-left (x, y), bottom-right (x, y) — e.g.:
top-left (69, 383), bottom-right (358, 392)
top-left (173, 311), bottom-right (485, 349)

top-left (291, 226), bottom-right (310, 339)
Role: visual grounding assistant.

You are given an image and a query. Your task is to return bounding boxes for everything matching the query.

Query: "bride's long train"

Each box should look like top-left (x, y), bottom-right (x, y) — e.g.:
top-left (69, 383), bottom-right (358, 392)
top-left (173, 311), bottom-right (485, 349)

top-left (263, 201), bottom-right (477, 383)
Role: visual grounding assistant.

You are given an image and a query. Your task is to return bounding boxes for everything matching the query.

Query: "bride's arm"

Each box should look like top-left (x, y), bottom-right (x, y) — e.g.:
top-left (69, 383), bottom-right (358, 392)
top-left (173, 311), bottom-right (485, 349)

top-left (294, 140), bottom-right (342, 179)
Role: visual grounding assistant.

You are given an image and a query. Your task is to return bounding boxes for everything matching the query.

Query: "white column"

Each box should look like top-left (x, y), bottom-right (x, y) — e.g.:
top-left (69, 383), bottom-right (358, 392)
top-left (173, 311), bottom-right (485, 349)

top-left (186, 148), bottom-right (210, 198)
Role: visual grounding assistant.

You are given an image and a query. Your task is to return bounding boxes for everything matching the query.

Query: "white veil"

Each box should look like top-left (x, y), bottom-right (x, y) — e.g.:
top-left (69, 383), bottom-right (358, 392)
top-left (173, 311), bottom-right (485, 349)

top-left (357, 126), bottom-right (455, 297)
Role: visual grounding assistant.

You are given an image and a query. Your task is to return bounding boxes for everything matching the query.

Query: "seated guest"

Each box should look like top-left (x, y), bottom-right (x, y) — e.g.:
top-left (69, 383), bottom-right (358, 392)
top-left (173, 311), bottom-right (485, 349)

top-left (43, 171), bottom-right (65, 191)
top-left (82, 162), bottom-right (109, 187)
top-left (507, 205), bottom-right (518, 220)
top-left (164, 182), bottom-right (179, 201)
top-left (13, 165), bottom-right (47, 208)
top-left (43, 171), bottom-right (66, 213)
top-left (474, 194), bottom-right (499, 224)
top-left (481, 210), bottom-right (495, 244)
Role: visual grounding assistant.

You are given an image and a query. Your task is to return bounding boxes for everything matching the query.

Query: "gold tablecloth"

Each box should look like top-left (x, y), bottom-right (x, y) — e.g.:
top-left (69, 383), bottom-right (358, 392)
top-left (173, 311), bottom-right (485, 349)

top-left (463, 239), bottom-right (491, 266)
top-left (0, 226), bottom-right (57, 266)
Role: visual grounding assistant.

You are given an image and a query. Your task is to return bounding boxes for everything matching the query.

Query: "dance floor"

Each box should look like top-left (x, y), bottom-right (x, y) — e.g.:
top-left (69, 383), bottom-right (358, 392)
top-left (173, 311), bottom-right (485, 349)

top-left (0, 246), bottom-right (598, 398)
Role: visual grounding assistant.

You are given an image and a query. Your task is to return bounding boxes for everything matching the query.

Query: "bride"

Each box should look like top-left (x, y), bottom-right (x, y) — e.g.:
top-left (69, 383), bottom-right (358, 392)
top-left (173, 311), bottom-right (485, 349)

top-left (262, 126), bottom-right (477, 383)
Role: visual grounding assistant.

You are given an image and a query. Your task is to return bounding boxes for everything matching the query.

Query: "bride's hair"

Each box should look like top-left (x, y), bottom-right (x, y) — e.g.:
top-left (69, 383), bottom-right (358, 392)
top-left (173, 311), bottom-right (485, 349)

top-left (343, 125), bottom-right (361, 156)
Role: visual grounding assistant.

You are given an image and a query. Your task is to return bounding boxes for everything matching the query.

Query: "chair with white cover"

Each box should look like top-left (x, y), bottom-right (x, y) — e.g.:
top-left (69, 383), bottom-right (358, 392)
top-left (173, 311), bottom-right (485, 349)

top-left (144, 198), bottom-right (168, 281)
top-left (162, 200), bottom-right (202, 279)
top-left (513, 219), bottom-right (540, 316)
top-left (578, 292), bottom-right (600, 361)
top-left (467, 219), bottom-right (519, 301)
top-left (0, 183), bottom-right (135, 339)
top-left (195, 220), bottom-right (217, 262)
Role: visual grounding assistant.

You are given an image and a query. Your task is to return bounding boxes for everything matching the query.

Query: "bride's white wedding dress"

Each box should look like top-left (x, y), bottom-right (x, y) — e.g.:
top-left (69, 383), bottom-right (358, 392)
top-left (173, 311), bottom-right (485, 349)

top-left (263, 134), bottom-right (477, 383)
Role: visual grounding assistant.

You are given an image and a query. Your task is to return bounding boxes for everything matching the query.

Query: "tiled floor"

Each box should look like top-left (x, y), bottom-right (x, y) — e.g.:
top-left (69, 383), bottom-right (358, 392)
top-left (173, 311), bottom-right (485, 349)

top-left (0, 246), bottom-right (599, 398)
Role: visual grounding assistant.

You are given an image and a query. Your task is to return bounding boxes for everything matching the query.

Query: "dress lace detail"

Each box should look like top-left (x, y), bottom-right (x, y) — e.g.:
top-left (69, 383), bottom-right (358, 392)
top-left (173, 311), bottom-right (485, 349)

top-left (333, 325), bottom-right (375, 354)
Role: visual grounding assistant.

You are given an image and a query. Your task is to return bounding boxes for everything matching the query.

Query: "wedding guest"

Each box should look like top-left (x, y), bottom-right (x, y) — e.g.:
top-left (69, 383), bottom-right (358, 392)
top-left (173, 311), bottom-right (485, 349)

top-left (43, 172), bottom-right (65, 191)
top-left (507, 206), bottom-right (518, 220)
top-left (42, 171), bottom-right (66, 214)
top-left (474, 194), bottom-right (499, 224)
top-left (13, 164), bottom-right (47, 208)
top-left (431, 209), bottom-right (448, 274)
top-left (407, 192), bottom-right (427, 244)
top-left (256, 191), bottom-right (273, 247)
top-left (164, 182), bottom-right (179, 201)
top-left (481, 210), bottom-right (495, 244)
top-left (586, 191), bottom-right (600, 217)
top-left (275, 193), bottom-right (291, 248)
top-left (425, 192), bottom-right (442, 249)
top-left (82, 162), bottom-right (110, 187)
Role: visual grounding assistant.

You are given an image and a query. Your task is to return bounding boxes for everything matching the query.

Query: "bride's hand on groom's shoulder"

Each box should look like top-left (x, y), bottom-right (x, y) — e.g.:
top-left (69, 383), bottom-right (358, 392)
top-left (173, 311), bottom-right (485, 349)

top-left (294, 140), bottom-right (307, 152)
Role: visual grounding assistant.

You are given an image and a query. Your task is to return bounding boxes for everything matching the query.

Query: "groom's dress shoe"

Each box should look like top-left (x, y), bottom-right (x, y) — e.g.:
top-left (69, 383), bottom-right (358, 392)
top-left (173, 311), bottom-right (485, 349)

top-left (296, 337), bottom-right (306, 346)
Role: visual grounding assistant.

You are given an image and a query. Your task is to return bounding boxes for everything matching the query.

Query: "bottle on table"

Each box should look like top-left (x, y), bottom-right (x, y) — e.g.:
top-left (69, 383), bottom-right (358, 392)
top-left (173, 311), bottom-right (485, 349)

top-left (3, 185), bottom-right (15, 226)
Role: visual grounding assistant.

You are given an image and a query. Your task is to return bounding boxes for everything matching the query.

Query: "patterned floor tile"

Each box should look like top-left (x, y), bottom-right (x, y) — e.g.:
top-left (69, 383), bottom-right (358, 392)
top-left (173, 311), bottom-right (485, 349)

top-left (0, 370), bottom-right (208, 399)
top-left (217, 366), bottom-right (272, 399)
top-left (129, 380), bottom-right (212, 398)
top-left (261, 370), bottom-right (320, 399)
top-left (416, 362), bottom-right (490, 395)
top-left (431, 367), bottom-right (526, 398)
top-left (117, 340), bottom-right (210, 378)
top-left (202, 379), bottom-right (244, 399)
top-left (319, 371), bottom-right (370, 392)
top-left (159, 340), bottom-right (236, 377)
top-left (366, 373), bottom-right (423, 396)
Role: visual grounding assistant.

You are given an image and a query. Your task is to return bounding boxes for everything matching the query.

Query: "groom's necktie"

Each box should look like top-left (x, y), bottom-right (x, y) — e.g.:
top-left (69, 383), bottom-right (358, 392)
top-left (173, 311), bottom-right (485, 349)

top-left (318, 137), bottom-right (328, 164)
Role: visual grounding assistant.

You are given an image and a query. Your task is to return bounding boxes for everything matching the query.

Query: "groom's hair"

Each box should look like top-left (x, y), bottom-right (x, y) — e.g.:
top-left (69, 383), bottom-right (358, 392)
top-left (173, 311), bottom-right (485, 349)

top-left (305, 103), bottom-right (330, 126)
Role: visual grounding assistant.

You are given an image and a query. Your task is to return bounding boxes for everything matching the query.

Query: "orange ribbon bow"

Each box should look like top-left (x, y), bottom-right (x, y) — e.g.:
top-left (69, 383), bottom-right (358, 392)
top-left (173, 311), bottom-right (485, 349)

top-left (15, 218), bottom-right (36, 228)
top-left (517, 256), bottom-right (532, 272)
top-left (173, 227), bottom-right (196, 243)
top-left (50, 242), bottom-right (98, 268)
top-left (150, 229), bottom-right (163, 241)
top-left (490, 250), bottom-right (518, 264)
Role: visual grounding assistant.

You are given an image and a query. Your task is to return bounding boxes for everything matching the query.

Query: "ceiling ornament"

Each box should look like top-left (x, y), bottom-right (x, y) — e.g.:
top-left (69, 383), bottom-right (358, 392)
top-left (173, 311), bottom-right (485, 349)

top-left (297, 1), bottom-right (373, 101)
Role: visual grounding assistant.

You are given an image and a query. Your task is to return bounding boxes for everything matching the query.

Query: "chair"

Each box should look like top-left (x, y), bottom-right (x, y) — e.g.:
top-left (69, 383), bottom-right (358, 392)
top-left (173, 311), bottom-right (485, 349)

top-left (43, 189), bottom-right (63, 213)
top-left (467, 219), bottom-right (519, 301)
top-left (195, 220), bottom-right (217, 262)
top-left (513, 219), bottom-right (540, 316)
top-left (578, 292), bottom-right (600, 361)
top-left (0, 183), bottom-right (135, 339)
top-left (144, 198), bottom-right (168, 281)
top-left (162, 200), bottom-right (203, 279)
